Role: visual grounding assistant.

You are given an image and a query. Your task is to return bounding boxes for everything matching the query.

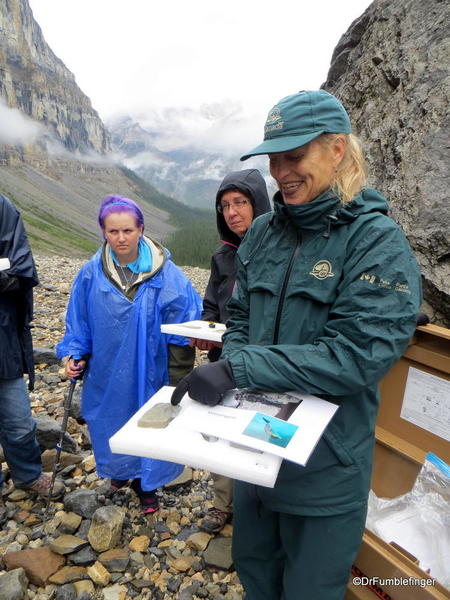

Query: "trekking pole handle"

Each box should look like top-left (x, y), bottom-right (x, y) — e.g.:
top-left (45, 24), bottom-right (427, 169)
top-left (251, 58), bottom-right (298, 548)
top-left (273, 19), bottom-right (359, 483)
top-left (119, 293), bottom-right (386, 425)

top-left (70, 358), bottom-right (85, 382)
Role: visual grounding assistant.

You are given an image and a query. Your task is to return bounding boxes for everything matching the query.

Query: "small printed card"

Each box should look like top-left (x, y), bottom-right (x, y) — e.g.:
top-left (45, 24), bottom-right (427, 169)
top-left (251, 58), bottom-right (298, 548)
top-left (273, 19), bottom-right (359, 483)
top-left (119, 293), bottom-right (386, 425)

top-left (177, 389), bottom-right (339, 467)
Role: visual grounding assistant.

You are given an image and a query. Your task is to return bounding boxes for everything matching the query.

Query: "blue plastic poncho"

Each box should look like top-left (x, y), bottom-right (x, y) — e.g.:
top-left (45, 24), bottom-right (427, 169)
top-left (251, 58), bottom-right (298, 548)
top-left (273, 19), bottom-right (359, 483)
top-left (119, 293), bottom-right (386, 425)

top-left (57, 247), bottom-right (202, 490)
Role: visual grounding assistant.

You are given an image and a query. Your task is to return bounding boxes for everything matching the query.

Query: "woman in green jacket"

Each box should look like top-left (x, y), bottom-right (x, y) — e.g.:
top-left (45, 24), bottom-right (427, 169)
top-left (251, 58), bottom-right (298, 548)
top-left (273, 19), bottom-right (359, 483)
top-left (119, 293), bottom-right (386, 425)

top-left (171, 90), bottom-right (422, 600)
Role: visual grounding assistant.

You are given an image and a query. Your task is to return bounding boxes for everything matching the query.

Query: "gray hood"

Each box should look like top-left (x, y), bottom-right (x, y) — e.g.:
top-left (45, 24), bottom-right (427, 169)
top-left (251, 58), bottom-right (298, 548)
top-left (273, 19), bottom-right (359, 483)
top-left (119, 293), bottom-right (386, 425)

top-left (215, 169), bottom-right (271, 247)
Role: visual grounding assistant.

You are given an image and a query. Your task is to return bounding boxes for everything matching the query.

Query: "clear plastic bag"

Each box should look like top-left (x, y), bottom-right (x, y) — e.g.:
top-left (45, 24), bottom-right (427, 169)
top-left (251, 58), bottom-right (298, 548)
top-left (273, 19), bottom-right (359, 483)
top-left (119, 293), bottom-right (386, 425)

top-left (366, 452), bottom-right (450, 588)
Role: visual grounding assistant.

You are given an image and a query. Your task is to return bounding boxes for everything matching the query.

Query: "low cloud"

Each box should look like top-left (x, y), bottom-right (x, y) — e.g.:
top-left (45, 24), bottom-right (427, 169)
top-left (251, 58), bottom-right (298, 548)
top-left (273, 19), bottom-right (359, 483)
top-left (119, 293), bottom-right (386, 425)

top-left (0, 98), bottom-right (115, 165)
top-left (0, 99), bottom-right (46, 145)
top-left (118, 99), bottom-right (263, 157)
top-left (124, 150), bottom-right (175, 171)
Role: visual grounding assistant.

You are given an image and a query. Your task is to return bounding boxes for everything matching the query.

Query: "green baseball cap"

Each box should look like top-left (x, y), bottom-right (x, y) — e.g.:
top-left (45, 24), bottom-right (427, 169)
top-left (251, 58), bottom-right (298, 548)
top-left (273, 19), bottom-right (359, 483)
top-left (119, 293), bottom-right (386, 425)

top-left (241, 90), bottom-right (351, 161)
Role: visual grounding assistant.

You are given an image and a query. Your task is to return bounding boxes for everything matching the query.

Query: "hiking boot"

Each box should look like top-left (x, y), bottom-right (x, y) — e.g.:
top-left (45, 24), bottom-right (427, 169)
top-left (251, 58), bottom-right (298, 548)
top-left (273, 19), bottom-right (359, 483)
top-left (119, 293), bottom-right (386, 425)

top-left (20, 473), bottom-right (65, 500)
top-left (200, 507), bottom-right (231, 533)
top-left (140, 490), bottom-right (159, 515)
top-left (110, 478), bottom-right (129, 491)
top-left (0, 496), bottom-right (7, 525)
top-left (130, 479), bottom-right (159, 514)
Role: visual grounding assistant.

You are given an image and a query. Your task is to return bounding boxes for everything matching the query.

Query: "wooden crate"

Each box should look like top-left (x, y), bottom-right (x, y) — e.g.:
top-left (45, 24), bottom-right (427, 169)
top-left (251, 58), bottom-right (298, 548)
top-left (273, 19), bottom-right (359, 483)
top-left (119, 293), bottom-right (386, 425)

top-left (346, 324), bottom-right (450, 600)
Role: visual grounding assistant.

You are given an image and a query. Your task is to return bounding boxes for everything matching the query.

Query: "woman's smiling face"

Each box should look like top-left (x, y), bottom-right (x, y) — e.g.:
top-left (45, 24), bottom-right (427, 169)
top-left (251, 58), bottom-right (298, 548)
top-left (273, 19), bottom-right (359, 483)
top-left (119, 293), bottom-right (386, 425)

top-left (269, 136), bottom-right (345, 205)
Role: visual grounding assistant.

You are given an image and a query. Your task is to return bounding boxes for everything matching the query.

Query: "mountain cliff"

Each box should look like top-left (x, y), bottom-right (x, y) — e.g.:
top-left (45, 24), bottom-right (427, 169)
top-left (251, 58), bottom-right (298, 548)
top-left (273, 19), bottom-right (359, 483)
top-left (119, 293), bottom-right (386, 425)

top-left (323, 0), bottom-right (449, 325)
top-left (0, 0), bottom-right (199, 257)
top-left (0, 0), bottom-right (109, 154)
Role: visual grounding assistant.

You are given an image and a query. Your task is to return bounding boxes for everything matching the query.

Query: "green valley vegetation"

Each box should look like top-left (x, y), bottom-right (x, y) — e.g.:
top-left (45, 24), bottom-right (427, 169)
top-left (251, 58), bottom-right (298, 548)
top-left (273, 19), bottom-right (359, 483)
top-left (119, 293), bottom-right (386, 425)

top-left (121, 167), bottom-right (219, 269)
top-left (0, 165), bottom-right (219, 268)
top-left (1, 191), bottom-right (98, 257)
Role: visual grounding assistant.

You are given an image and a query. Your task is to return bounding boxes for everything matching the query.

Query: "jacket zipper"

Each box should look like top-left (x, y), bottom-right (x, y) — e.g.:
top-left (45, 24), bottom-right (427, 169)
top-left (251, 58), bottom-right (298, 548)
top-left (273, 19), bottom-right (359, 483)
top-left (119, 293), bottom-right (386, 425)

top-left (273, 234), bottom-right (302, 344)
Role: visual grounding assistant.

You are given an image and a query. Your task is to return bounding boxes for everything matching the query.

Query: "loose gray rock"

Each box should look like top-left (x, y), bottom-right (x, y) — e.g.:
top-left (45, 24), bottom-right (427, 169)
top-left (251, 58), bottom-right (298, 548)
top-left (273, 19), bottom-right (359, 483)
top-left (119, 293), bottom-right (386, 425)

top-left (67, 544), bottom-right (97, 567)
top-left (63, 490), bottom-right (99, 519)
top-left (33, 346), bottom-right (59, 365)
top-left (0, 567), bottom-right (29, 600)
top-left (68, 384), bottom-right (83, 423)
top-left (203, 537), bottom-right (233, 570)
top-left (54, 583), bottom-right (77, 600)
top-left (35, 415), bottom-right (78, 453)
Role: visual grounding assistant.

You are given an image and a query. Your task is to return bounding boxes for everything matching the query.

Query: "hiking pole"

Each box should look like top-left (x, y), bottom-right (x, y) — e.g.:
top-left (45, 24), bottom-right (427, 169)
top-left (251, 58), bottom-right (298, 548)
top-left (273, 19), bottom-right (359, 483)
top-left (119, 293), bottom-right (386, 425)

top-left (43, 361), bottom-right (82, 523)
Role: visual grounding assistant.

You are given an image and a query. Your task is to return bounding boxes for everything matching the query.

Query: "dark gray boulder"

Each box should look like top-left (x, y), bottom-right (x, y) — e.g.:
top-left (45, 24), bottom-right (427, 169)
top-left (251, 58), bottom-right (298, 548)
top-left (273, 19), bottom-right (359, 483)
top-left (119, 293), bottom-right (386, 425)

top-left (323, 0), bottom-right (449, 325)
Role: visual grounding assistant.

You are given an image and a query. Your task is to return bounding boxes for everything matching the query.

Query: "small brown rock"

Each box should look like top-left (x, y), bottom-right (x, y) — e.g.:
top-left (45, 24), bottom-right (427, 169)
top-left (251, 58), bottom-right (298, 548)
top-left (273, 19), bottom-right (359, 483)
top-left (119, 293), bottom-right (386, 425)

top-left (187, 532), bottom-right (212, 551)
top-left (98, 548), bottom-right (130, 572)
top-left (87, 561), bottom-right (111, 586)
top-left (58, 512), bottom-right (82, 534)
top-left (73, 580), bottom-right (95, 596)
top-left (50, 534), bottom-right (88, 555)
top-left (48, 565), bottom-right (88, 584)
top-left (170, 556), bottom-right (195, 572)
top-left (128, 535), bottom-right (150, 552)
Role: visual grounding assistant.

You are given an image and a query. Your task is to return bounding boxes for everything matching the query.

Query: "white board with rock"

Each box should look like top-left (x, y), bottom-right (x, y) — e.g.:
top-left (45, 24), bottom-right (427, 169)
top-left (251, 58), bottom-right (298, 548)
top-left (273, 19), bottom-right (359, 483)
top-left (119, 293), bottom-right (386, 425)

top-left (109, 386), bottom-right (282, 488)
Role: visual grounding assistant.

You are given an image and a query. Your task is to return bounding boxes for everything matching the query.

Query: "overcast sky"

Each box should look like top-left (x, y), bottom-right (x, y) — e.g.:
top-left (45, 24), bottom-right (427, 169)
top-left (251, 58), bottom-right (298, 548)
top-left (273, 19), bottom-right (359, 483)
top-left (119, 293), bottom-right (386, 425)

top-left (26, 0), bottom-right (372, 154)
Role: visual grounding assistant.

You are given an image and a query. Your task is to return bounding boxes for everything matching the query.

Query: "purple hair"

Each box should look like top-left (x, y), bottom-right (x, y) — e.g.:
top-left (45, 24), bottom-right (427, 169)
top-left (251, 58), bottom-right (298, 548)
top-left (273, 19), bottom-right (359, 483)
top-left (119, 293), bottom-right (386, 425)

top-left (98, 194), bottom-right (144, 231)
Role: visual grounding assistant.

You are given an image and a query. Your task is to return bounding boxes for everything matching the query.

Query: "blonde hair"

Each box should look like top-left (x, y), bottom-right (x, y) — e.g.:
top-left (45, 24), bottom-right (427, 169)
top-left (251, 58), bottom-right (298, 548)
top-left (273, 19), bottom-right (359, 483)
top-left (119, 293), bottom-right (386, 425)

top-left (318, 133), bottom-right (368, 204)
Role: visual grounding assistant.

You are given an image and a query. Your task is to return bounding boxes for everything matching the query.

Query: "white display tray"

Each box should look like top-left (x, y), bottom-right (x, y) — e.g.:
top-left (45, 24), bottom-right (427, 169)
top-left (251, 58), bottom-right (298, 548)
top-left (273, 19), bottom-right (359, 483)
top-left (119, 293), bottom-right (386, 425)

top-left (161, 320), bottom-right (225, 343)
top-left (109, 386), bottom-right (282, 488)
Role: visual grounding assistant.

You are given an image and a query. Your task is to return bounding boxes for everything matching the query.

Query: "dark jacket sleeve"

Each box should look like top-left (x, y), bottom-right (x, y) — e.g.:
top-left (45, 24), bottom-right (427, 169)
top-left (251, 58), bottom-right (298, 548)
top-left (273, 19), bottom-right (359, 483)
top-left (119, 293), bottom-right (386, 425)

top-left (168, 343), bottom-right (195, 385)
top-left (223, 222), bottom-right (422, 397)
top-left (202, 255), bottom-right (221, 322)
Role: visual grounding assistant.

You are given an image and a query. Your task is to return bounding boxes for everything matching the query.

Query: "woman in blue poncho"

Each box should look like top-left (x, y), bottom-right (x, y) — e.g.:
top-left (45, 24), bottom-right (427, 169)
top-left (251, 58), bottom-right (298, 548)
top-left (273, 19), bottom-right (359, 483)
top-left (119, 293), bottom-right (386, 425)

top-left (57, 194), bottom-right (202, 513)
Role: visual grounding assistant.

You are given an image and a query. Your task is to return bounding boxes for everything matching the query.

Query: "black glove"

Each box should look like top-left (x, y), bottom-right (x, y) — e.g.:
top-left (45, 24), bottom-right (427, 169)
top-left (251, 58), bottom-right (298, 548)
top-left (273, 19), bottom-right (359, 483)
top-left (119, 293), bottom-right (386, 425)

top-left (416, 312), bottom-right (430, 326)
top-left (170, 359), bottom-right (235, 406)
top-left (0, 272), bottom-right (20, 293)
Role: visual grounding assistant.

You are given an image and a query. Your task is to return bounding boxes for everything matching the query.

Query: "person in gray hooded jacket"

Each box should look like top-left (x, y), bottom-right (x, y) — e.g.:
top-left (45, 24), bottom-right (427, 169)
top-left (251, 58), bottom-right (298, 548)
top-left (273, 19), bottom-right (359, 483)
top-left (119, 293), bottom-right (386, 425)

top-left (192, 169), bottom-right (271, 533)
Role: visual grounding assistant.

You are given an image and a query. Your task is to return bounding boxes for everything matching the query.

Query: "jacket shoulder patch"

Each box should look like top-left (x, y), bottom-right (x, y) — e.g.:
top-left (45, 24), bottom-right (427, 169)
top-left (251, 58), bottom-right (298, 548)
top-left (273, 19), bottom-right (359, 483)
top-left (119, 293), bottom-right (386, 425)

top-left (309, 260), bottom-right (335, 280)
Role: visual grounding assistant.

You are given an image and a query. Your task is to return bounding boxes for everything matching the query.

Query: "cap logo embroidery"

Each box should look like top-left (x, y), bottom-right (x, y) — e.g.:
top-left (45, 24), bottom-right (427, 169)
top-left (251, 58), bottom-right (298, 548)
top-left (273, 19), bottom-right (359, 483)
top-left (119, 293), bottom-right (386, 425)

top-left (310, 260), bottom-right (335, 280)
top-left (265, 106), bottom-right (284, 134)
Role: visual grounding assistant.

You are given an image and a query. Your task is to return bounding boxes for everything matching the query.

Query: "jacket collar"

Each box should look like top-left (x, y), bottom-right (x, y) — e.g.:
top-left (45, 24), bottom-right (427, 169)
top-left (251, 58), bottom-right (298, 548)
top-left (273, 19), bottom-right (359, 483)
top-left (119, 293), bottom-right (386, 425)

top-left (273, 189), bottom-right (341, 233)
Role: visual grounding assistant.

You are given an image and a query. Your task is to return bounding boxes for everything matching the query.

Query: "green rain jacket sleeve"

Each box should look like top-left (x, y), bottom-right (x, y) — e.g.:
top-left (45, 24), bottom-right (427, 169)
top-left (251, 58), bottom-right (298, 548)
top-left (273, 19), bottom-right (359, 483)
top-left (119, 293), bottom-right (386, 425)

top-left (222, 220), bottom-right (422, 398)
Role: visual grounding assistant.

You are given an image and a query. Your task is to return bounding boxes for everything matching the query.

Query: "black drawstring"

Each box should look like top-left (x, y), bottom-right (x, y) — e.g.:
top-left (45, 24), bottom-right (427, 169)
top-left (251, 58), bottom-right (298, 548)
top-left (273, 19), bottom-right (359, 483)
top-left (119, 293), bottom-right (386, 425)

top-left (323, 214), bottom-right (338, 239)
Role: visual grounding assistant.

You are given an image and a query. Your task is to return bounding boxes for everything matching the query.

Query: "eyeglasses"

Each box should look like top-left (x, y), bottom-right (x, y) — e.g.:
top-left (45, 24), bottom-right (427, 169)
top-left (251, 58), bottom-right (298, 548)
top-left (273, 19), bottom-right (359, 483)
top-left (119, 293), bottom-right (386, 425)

top-left (217, 198), bottom-right (250, 213)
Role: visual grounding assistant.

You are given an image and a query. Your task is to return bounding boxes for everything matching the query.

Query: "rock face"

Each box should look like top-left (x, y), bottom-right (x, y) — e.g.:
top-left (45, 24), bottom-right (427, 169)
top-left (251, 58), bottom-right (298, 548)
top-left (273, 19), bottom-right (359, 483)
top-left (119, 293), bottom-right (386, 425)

top-left (323, 0), bottom-right (449, 325)
top-left (0, 0), bottom-right (110, 155)
top-left (0, 0), bottom-right (178, 258)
